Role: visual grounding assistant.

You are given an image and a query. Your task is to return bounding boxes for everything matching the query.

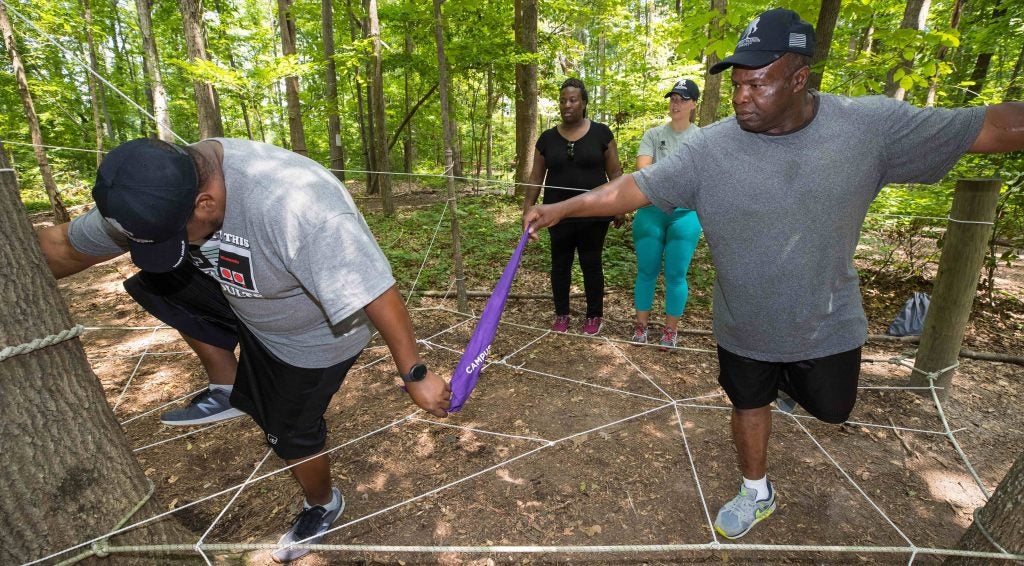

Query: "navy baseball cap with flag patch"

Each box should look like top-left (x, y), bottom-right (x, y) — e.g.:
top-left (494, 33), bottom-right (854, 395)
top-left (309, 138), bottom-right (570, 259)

top-left (709, 8), bottom-right (815, 75)
top-left (92, 138), bottom-right (198, 273)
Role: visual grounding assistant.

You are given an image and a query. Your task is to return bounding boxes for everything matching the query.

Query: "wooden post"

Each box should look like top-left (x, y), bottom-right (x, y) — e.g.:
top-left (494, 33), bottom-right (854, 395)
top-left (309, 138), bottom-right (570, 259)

top-left (912, 178), bottom-right (1001, 399)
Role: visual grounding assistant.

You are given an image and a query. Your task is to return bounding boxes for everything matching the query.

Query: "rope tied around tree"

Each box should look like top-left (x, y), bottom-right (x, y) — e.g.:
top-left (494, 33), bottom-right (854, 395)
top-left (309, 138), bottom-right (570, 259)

top-left (53, 479), bottom-right (155, 566)
top-left (0, 324), bottom-right (84, 362)
top-left (972, 507), bottom-right (1013, 557)
top-left (947, 215), bottom-right (996, 226)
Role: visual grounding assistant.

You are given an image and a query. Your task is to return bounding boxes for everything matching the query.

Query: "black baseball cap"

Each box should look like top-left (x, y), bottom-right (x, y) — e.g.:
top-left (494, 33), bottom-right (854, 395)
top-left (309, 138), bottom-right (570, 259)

top-left (709, 8), bottom-right (815, 75)
top-left (92, 138), bottom-right (198, 273)
top-left (665, 79), bottom-right (700, 100)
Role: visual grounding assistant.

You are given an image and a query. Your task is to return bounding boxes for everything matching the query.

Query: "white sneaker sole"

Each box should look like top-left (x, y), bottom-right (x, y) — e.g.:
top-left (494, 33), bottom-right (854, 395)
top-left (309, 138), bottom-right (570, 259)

top-left (160, 407), bottom-right (245, 426)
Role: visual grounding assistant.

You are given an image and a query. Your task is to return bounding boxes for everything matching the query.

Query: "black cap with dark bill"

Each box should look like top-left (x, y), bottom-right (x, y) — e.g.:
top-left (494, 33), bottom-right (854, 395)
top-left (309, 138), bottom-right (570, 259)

top-left (709, 8), bottom-right (815, 75)
top-left (665, 79), bottom-right (700, 100)
top-left (92, 138), bottom-right (198, 273)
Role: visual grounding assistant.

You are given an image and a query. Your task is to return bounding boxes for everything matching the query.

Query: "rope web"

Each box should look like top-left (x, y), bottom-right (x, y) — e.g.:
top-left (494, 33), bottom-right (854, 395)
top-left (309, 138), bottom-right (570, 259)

top-left (2, 2), bottom-right (1020, 560)
top-left (19, 190), bottom-right (1020, 564)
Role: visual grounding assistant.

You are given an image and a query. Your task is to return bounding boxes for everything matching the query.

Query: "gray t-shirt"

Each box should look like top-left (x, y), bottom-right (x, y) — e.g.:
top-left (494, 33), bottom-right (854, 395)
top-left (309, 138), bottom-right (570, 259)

top-left (69, 138), bottom-right (396, 368)
top-left (638, 122), bottom-right (700, 164)
top-left (634, 93), bottom-right (986, 362)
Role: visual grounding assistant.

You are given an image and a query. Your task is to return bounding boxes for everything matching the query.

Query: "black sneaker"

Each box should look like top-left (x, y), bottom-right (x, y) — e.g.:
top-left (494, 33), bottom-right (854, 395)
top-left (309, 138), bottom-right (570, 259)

top-left (160, 388), bottom-right (244, 426)
top-left (272, 488), bottom-right (344, 563)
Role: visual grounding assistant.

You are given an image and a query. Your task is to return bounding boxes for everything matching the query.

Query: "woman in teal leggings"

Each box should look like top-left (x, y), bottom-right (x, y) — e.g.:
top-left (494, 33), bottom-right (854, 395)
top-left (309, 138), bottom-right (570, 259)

top-left (632, 79), bottom-right (703, 348)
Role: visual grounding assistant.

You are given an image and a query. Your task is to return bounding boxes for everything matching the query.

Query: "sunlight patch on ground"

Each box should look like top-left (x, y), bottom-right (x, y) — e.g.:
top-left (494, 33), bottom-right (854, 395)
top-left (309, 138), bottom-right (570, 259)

top-left (920, 468), bottom-right (988, 527)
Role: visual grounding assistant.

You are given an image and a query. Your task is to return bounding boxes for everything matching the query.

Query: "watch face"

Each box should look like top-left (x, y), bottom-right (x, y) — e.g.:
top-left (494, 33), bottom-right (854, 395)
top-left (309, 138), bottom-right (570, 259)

top-left (408, 363), bottom-right (427, 382)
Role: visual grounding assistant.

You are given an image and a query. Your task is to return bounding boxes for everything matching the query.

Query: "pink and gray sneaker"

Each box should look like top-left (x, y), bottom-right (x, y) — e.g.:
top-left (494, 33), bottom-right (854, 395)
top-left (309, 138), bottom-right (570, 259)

top-left (551, 315), bottom-right (570, 333)
top-left (581, 317), bottom-right (603, 336)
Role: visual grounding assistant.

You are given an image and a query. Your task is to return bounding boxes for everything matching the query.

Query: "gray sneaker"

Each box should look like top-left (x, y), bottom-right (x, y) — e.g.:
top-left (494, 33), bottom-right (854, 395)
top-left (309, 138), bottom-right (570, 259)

top-left (714, 482), bottom-right (776, 539)
top-left (775, 391), bottom-right (798, 414)
top-left (160, 388), bottom-right (244, 426)
top-left (272, 488), bottom-right (344, 563)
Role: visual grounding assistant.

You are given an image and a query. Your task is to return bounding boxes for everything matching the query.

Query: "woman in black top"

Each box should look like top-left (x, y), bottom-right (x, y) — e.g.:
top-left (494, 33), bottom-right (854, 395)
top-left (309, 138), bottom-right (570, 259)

top-left (522, 78), bottom-right (623, 335)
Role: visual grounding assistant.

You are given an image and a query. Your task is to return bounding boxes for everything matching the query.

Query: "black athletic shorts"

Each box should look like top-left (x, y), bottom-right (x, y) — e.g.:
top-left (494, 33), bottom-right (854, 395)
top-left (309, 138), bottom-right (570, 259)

top-left (125, 263), bottom-right (361, 460)
top-left (716, 345), bottom-right (862, 424)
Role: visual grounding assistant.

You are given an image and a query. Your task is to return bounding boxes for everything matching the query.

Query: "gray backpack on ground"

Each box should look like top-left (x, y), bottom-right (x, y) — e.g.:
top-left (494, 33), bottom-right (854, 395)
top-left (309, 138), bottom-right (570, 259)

top-left (887, 292), bottom-right (930, 336)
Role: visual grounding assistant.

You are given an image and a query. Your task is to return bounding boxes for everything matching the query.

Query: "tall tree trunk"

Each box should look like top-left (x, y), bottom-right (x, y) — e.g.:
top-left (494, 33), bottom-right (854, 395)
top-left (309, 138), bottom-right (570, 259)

top-left (485, 66), bottom-right (494, 179)
top-left (348, 0), bottom-right (372, 192)
top-left (211, 0), bottom-right (253, 140)
top-left (178, 0), bottom-right (224, 139)
top-left (0, 4), bottom-right (69, 224)
top-left (925, 0), bottom-right (966, 106)
top-left (447, 86), bottom-right (463, 177)
top-left (698, 0), bottom-right (727, 126)
top-left (403, 14), bottom-right (414, 175)
top-left (367, 0), bottom-right (393, 213)
top-left (135, 0), bottom-right (173, 142)
top-left (0, 147), bottom-right (191, 565)
top-left (323, 0), bottom-right (345, 179)
top-left (808, 0), bottom-right (842, 92)
top-left (962, 2), bottom-right (1005, 102)
top-left (1005, 42), bottom-right (1024, 101)
top-left (945, 450), bottom-right (1024, 564)
top-left (111, 1), bottom-right (142, 142)
top-left (884, 0), bottom-right (932, 100)
top-left (513, 0), bottom-right (537, 197)
top-left (278, 0), bottom-right (307, 155)
top-left (81, 0), bottom-right (106, 167)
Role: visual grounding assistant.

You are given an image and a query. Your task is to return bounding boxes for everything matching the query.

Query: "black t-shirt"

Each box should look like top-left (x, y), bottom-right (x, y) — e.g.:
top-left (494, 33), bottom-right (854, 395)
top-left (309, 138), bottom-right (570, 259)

top-left (536, 121), bottom-right (614, 222)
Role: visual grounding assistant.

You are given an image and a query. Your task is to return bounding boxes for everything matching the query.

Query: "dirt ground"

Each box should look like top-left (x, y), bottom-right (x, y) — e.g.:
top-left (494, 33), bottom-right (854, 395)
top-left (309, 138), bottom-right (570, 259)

top-left (42, 194), bottom-right (1024, 565)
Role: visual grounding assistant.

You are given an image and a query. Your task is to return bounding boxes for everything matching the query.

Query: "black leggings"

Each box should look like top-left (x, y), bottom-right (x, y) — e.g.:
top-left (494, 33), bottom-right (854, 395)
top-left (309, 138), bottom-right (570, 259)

top-left (549, 220), bottom-right (610, 318)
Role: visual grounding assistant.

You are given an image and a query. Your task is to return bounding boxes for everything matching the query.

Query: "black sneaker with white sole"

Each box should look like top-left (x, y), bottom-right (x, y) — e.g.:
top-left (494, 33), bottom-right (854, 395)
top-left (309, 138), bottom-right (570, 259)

top-left (272, 488), bottom-right (344, 563)
top-left (160, 388), bottom-right (244, 426)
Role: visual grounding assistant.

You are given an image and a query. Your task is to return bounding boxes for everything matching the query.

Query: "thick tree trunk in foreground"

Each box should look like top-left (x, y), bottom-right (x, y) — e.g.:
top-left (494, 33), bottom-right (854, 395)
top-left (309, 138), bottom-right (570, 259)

top-left (945, 450), bottom-right (1024, 564)
top-left (0, 3), bottom-right (69, 224)
top-left (0, 152), bottom-right (190, 565)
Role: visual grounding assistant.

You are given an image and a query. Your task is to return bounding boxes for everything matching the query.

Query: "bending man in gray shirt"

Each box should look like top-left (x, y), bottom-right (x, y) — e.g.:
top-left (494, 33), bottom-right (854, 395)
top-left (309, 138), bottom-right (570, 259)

top-left (524, 7), bottom-right (1024, 540)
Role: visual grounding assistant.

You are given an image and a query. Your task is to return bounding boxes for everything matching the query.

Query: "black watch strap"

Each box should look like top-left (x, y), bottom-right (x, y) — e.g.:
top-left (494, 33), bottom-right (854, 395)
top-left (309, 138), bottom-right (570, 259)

top-left (401, 363), bottom-right (428, 383)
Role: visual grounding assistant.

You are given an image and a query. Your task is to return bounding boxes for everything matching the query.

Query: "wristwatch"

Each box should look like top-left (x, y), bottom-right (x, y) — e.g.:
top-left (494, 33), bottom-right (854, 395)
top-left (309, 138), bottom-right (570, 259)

top-left (401, 363), bottom-right (428, 384)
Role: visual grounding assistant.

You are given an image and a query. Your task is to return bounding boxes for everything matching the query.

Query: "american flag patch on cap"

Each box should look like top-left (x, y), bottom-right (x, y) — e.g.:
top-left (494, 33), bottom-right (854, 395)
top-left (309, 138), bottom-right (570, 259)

top-left (789, 33), bottom-right (807, 48)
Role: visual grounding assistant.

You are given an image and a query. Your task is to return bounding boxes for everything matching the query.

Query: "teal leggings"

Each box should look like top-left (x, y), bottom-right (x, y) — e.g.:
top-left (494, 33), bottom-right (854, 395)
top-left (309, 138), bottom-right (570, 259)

top-left (632, 206), bottom-right (702, 317)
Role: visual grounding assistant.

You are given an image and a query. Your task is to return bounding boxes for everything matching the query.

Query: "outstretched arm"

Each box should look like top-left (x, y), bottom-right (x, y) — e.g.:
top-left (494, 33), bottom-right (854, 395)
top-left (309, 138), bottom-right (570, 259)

top-left (523, 174), bottom-right (650, 240)
top-left (968, 102), bottom-right (1024, 153)
top-left (37, 223), bottom-right (120, 279)
top-left (362, 285), bottom-right (450, 417)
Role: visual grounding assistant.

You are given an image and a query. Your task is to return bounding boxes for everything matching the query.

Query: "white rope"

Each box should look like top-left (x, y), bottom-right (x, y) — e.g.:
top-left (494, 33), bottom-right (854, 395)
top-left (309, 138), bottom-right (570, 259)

top-left (196, 450), bottom-right (274, 564)
top-left (0, 324), bottom-right (83, 362)
top-left (0, 139), bottom-right (105, 154)
top-left (972, 507), bottom-right (1011, 556)
top-left (112, 326), bottom-right (162, 411)
top-left (947, 215), bottom-right (995, 225)
top-left (404, 199), bottom-right (449, 305)
top-left (0, 167), bottom-right (14, 172)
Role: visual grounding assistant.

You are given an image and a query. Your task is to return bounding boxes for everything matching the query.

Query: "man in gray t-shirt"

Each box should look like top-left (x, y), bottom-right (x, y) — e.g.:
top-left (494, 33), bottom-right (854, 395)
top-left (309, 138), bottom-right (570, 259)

top-left (524, 7), bottom-right (1023, 541)
top-left (37, 138), bottom-right (450, 562)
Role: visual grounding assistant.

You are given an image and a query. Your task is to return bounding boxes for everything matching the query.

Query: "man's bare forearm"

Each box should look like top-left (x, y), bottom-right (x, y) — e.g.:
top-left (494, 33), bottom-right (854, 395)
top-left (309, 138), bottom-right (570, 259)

top-left (554, 174), bottom-right (650, 218)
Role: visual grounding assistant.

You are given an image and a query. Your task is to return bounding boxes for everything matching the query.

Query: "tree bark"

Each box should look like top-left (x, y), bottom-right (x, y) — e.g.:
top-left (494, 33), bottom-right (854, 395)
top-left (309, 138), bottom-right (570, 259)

top-left (808, 0), bottom-right (842, 92)
top-left (0, 3), bottom-right (69, 224)
top-left (884, 0), bottom-right (932, 100)
top-left (387, 83), bottom-right (438, 152)
top-left (513, 0), bottom-right (537, 197)
top-left (403, 17), bottom-right (414, 175)
top-left (135, 0), bottom-right (174, 142)
top-left (0, 148), bottom-right (192, 565)
top-left (485, 66), bottom-right (494, 179)
top-left (698, 0), bottom-right (727, 126)
top-left (323, 0), bottom-right (345, 179)
top-left (962, 3), bottom-right (1005, 102)
top-left (178, 0), bottom-right (224, 139)
top-left (432, 0), bottom-right (467, 313)
top-left (945, 450), bottom-right (1024, 564)
top-left (81, 0), bottom-right (107, 166)
top-left (367, 0), bottom-right (393, 213)
top-left (278, 0), bottom-right (307, 155)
